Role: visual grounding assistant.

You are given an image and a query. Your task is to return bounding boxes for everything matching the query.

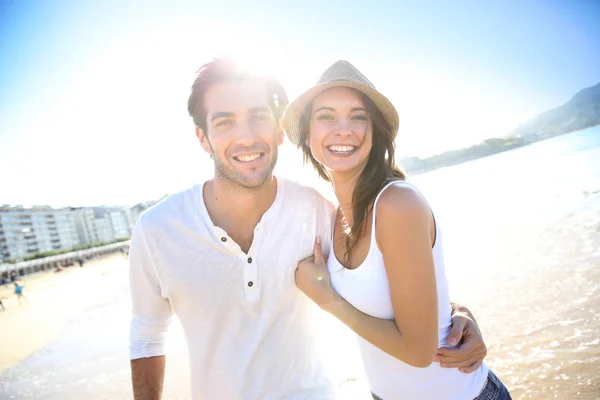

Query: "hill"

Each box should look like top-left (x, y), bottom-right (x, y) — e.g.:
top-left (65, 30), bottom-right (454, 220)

top-left (401, 83), bottom-right (600, 175)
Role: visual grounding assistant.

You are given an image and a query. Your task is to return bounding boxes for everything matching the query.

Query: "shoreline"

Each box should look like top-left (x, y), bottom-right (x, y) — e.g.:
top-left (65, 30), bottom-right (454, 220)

top-left (403, 125), bottom-right (599, 176)
top-left (0, 253), bottom-right (130, 373)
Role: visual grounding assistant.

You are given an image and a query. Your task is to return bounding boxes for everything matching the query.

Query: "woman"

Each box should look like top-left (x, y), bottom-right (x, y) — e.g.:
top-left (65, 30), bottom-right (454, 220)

top-left (283, 61), bottom-right (511, 400)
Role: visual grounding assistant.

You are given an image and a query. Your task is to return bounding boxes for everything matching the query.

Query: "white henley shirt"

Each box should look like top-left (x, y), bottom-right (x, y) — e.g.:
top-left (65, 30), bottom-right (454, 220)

top-left (129, 177), bottom-right (337, 399)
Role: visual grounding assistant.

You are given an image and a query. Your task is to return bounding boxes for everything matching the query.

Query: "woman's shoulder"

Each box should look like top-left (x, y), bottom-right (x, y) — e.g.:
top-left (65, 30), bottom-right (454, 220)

top-left (376, 181), bottom-right (430, 217)
top-left (374, 182), bottom-right (435, 249)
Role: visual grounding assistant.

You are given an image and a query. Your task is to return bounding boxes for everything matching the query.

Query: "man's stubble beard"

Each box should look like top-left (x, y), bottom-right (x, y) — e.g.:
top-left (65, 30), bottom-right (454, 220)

top-left (212, 151), bottom-right (279, 191)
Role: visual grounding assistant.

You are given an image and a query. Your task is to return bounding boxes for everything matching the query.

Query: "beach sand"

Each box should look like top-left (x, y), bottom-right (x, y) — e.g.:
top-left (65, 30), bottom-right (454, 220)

top-left (0, 253), bottom-right (195, 399)
top-left (1, 190), bottom-right (599, 399)
top-left (0, 254), bottom-right (132, 373)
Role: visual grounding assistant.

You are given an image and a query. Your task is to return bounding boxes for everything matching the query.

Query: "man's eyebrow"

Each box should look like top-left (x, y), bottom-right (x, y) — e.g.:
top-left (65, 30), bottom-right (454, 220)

top-left (211, 112), bottom-right (235, 122)
top-left (248, 107), bottom-right (271, 114)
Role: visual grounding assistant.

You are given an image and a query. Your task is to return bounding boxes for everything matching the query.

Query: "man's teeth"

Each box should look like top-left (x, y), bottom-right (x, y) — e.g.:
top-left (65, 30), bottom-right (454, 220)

top-left (328, 145), bottom-right (356, 153)
top-left (236, 153), bottom-right (261, 162)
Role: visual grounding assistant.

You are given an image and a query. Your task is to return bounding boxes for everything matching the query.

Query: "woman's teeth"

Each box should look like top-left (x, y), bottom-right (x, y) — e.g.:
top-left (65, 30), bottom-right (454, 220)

top-left (328, 145), bottom-right (356, 153)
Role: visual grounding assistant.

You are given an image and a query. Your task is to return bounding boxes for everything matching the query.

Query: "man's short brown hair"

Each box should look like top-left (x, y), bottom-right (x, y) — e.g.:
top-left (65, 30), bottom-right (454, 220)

top-left (187, 58), bottom-right (289, 132)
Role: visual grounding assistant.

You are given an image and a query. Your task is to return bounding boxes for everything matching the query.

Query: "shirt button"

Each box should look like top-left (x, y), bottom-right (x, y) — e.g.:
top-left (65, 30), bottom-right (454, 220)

top-left (247, 257), bottom-right (252, 263)
top-left (221, 237), bottom-right (227, 242)
top-left (247, 281), bottom-right (254, 287)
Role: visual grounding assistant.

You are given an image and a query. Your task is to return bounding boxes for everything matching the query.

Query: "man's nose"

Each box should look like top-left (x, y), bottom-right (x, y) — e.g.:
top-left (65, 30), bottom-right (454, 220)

top-left (236, 121), bottom-right (259, 145)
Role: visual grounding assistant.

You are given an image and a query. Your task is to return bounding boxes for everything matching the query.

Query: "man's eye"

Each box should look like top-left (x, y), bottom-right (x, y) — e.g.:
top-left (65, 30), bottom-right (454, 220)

top-left (216, 119), bottom-right (234, 127)
top-left (251, 114), bottom-right (270, 123)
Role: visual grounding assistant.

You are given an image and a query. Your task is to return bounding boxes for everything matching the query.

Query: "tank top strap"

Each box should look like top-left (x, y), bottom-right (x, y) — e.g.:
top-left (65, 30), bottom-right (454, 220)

top-left (370, 180), bottom-right (412, 251)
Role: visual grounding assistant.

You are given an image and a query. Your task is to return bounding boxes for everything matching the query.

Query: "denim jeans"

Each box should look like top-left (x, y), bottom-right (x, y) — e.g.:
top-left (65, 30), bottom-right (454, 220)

top-left (474, 370), bottom-right (512, 400)
top-left (371, 370), bottom-right (511, 400)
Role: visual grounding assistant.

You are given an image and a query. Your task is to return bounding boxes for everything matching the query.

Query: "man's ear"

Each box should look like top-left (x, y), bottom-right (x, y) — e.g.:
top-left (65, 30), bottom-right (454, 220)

top-left (196, 126), bottom-right (212, 155)
top-left (277, 129), bottom-right (284, 146)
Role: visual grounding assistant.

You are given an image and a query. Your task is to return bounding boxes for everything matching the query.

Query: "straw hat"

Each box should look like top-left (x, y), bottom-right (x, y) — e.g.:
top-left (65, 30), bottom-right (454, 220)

top-left (283, 60), bottom-right (399, 146)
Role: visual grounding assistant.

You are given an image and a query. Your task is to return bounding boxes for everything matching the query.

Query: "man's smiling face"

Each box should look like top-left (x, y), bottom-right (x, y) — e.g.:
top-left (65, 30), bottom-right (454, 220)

top-left (197, 79), bottom-right (283, 189)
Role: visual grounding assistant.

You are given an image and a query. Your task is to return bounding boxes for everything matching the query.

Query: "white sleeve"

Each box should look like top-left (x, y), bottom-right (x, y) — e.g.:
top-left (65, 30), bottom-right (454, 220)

top-left (128, 215), bottom-right (173, 360)
top-left (316, 195), bottom-right (335, 257)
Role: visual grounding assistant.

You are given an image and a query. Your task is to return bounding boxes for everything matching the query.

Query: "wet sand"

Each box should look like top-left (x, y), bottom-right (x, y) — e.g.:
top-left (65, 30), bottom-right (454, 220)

top-left (1, 190), bottom-right (599, 399)
top-left (441, 189), bottom-right (600, 399)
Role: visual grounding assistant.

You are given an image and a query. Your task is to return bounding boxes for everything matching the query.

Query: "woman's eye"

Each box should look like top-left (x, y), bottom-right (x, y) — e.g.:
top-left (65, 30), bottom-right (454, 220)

top-left (352, 115), bottom-right (367, 121)
top-left (316, 114), bottom-right (334, 121)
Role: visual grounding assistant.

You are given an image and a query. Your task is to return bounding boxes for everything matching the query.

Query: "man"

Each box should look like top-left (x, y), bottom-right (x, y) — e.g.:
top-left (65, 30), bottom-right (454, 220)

top-left (129, 58), bottom-right (487, 399)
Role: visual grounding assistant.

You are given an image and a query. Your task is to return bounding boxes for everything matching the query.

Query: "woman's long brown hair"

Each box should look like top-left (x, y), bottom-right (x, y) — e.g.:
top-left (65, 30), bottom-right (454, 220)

top-left (298, 90), bottom-right (406, 267)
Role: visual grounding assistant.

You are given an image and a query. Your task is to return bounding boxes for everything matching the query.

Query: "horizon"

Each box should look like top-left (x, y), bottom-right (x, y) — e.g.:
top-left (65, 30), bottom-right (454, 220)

top-left (3, 122), bottom-right (597, 211)
top-left (1, 0), bottom-right (599, 207)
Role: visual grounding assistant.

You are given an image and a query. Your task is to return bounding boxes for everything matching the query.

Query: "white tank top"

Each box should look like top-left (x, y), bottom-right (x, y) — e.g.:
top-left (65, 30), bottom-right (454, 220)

top-left (328, 181), bottom-right (488, 400)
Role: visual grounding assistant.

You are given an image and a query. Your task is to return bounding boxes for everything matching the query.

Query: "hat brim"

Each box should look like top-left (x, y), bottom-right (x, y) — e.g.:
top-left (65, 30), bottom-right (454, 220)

top-left (283, 80), bottom-right (399, 146)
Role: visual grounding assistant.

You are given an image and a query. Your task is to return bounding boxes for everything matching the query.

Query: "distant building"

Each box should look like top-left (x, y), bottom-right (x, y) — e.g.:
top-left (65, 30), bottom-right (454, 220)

top-left (0, 206), bottom-right (80, 262)
top-left (94, 215), bottom-right (114, 243)
top-left (92, 207), bottom-right (132, 242)
top-left (1, 197), bottom-right (162, 263)
top-left (71, 208), bottom-right (100, 246)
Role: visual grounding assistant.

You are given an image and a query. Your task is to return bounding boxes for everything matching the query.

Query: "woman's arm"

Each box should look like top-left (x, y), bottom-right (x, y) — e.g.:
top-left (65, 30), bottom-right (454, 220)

top-left (295, 185), bottom-right (438, 368)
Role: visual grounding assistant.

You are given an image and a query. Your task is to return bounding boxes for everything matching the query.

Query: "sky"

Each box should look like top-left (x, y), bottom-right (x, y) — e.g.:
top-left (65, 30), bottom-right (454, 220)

top-left (1, 0), bottom-right (599, 207)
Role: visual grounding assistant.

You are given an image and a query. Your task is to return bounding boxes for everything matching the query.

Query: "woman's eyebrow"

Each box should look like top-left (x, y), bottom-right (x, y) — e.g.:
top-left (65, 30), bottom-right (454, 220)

top-left (314, 106), bottom-right (335, 113)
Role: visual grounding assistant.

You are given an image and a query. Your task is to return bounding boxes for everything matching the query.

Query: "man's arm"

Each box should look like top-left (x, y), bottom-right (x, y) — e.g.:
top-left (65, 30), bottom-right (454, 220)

top-left (131, 356), bottom-right (166, 400)
top-left (435, 302), bottom-right (487, 373)
top-left (129, 216), bottom-right (173, 399)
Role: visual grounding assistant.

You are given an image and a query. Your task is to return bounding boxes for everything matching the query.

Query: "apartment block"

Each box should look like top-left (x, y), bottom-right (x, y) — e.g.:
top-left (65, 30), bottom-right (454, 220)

top-left (0, 206), bottom-right (80, 263)
top-left (92, 207), bottom-right (133, 242)
top-left (1, 198), bottom-right (160, 263)
top-left (71, 208), bottom-right (100, 246)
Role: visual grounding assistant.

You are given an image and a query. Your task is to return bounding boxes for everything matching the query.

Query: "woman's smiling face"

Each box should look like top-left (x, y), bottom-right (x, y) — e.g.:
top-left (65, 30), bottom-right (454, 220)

top-left (307, 87), bottom-right (373, 177)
